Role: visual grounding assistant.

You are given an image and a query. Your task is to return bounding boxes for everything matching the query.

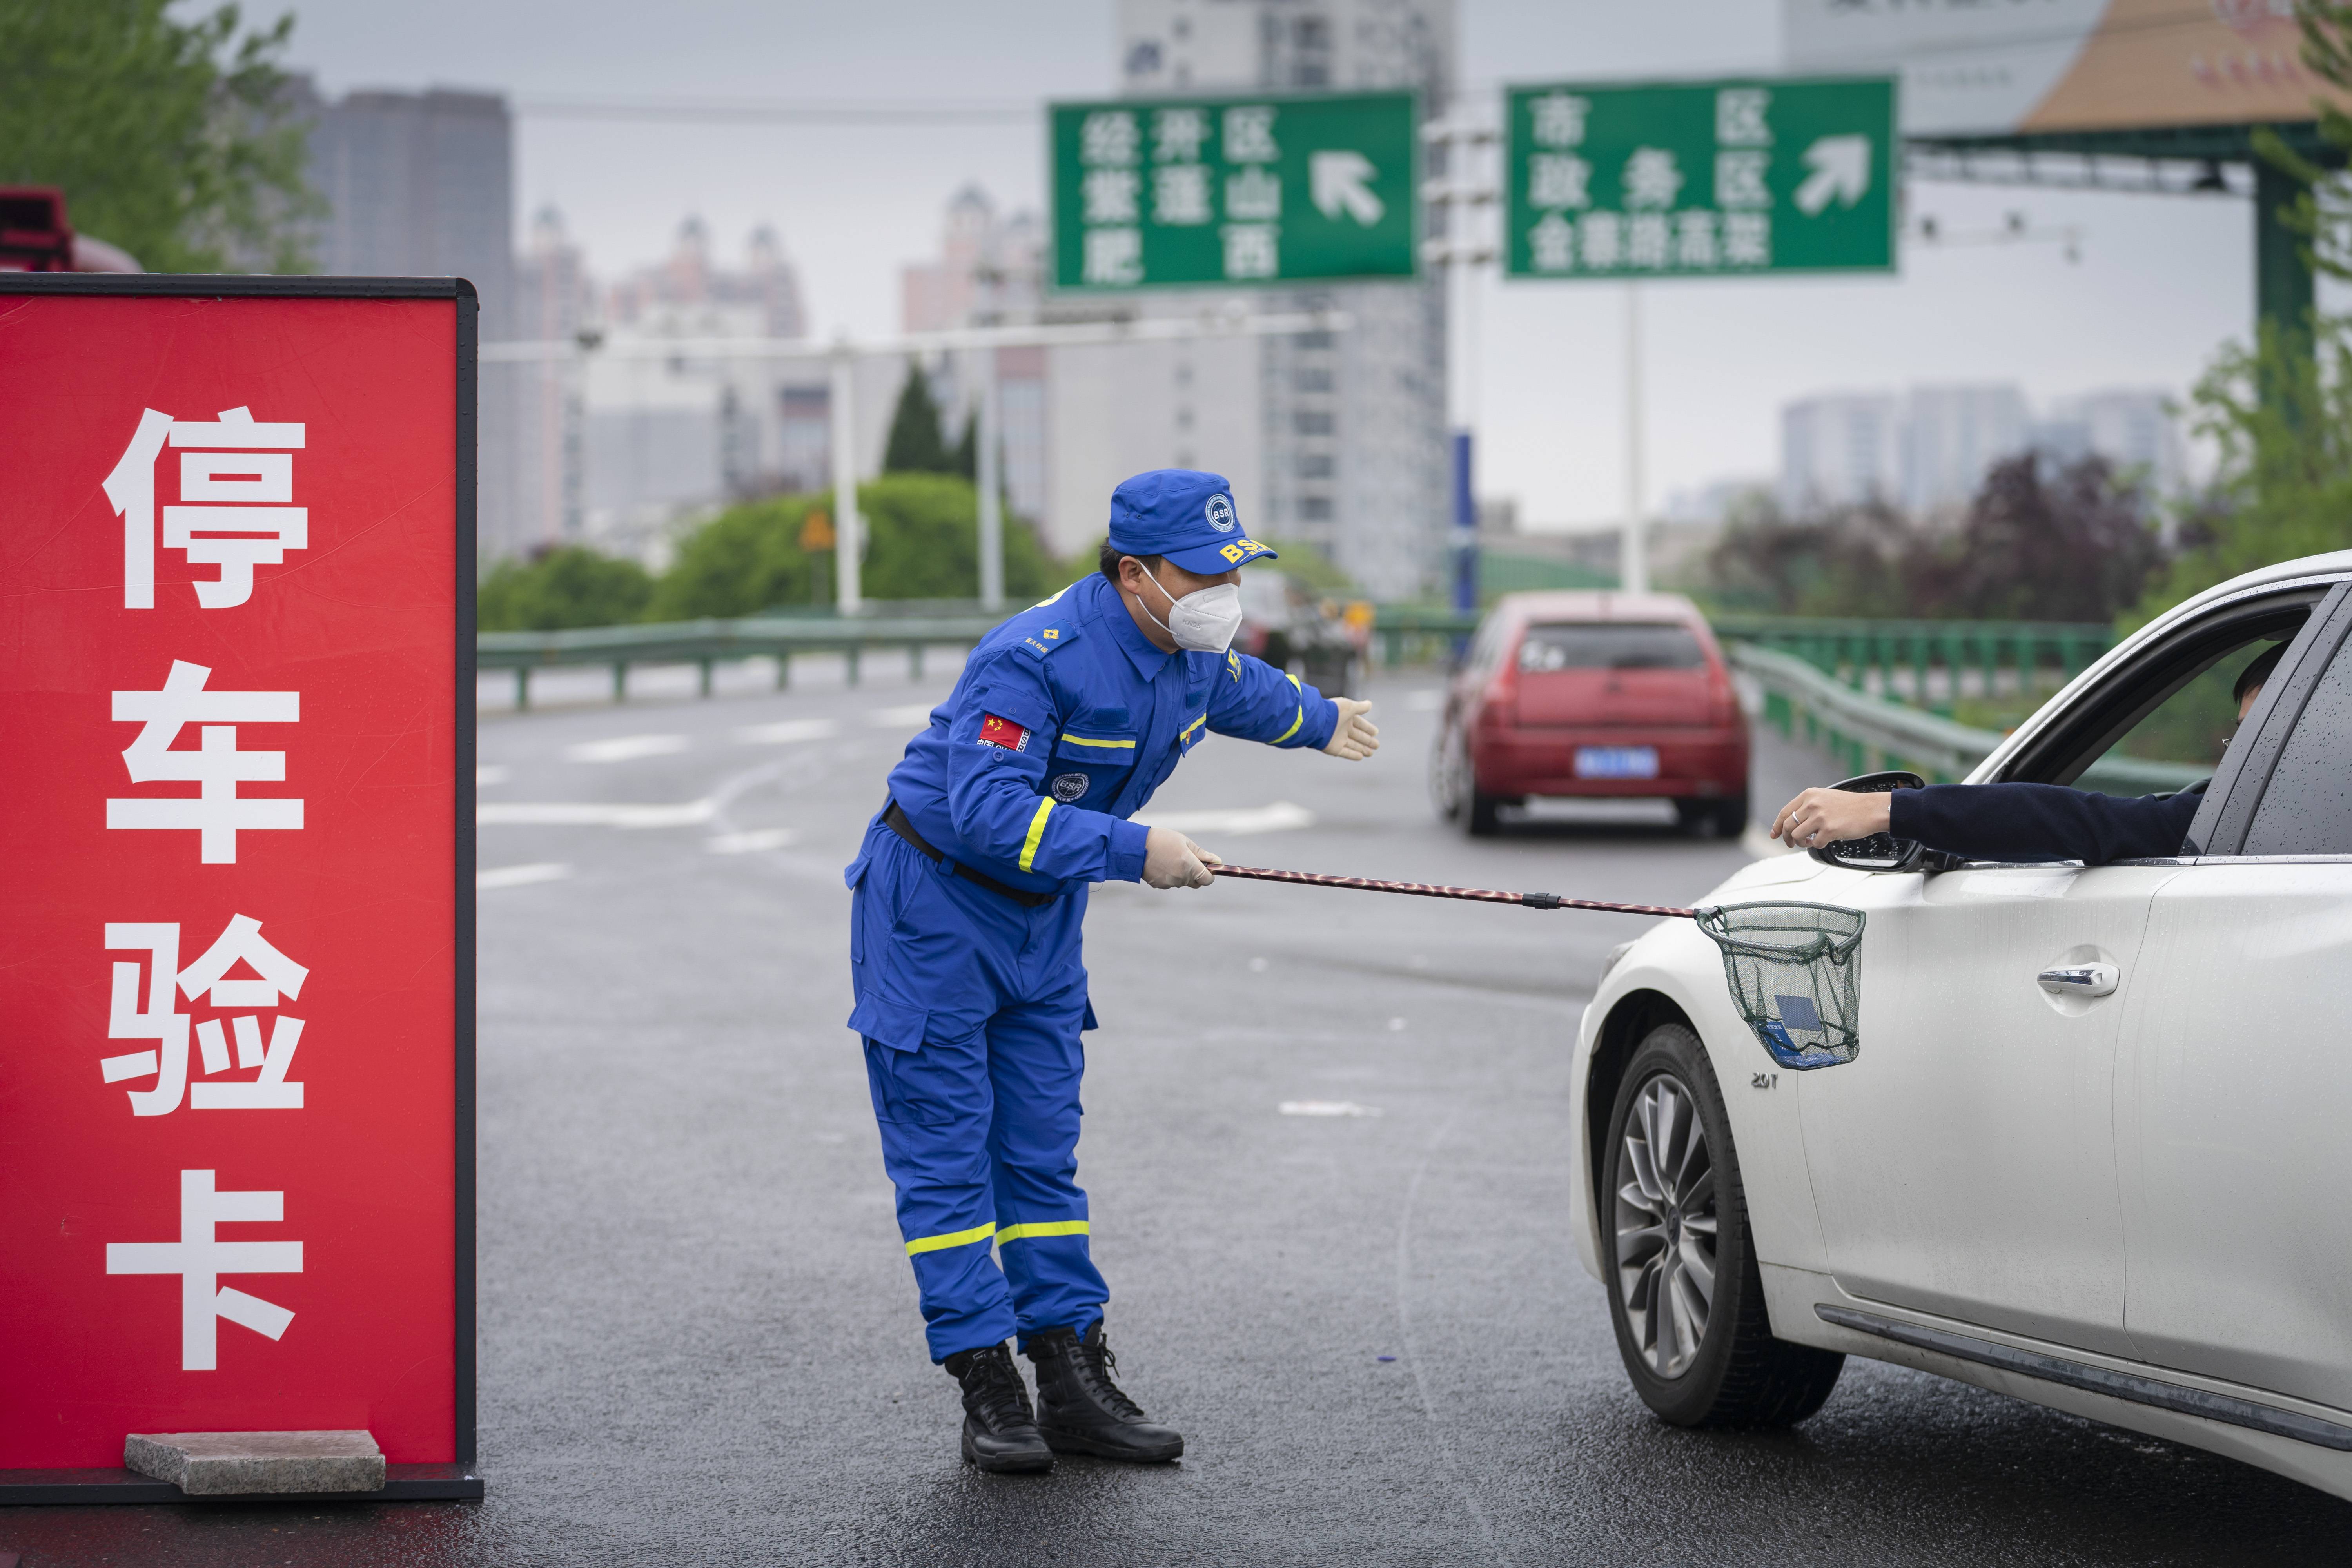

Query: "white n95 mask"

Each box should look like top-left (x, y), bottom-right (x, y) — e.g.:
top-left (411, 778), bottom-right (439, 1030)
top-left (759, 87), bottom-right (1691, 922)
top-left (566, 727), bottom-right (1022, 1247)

top-left (1138, 568), bottom-right (1245, 653)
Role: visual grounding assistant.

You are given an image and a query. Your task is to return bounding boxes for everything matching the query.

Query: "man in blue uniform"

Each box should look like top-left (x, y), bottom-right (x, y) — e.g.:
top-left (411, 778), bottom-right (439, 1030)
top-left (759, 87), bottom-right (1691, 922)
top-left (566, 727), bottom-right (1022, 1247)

top-left (846, 469), bottom-right (1380, 1474)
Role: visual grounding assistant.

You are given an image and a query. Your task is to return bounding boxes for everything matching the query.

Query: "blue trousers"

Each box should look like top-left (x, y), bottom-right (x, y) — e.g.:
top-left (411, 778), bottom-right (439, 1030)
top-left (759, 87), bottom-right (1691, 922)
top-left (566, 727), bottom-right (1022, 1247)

top-left (846, 824), bottom-right (1107, 1361)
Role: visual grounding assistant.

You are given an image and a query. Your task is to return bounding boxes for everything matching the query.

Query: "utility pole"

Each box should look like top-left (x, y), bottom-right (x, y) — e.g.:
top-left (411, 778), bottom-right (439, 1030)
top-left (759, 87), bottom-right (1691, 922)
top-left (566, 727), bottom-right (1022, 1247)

top-left (975, 347), bottom-right (1005, 611)
top-left (829, 340), bottom-right (863, 614)
top-left (1421, 115), bottom-right (1498, 615)
top-left (1622, 284), bottom-right (1648, 597)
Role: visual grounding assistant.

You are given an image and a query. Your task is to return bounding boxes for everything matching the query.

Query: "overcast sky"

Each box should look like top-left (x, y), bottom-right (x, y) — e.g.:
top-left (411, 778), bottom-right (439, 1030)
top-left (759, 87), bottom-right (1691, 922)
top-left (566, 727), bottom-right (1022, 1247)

top-left (280, 0), bottom-right (2301, 530)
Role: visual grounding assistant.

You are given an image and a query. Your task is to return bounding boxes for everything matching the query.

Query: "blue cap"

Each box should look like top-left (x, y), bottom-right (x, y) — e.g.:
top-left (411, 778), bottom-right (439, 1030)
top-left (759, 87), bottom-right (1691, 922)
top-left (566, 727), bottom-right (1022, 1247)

top-left (1106, 469), bottom-right (1278, 575)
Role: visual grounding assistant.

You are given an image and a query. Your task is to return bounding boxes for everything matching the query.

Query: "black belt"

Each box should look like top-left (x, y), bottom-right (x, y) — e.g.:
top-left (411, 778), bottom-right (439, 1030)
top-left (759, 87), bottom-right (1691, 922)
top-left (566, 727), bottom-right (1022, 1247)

top-left (882, 801), bottom-right (1058, 908)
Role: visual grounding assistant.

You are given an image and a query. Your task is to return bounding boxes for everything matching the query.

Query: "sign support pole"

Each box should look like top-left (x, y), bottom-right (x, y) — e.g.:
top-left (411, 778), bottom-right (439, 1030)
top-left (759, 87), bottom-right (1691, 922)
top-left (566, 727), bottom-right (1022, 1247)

top-left (829, 342), bottom-right (863, 614)
top-left (976, 348), bottom-right (1005, 611)
top-left (1622, 283), bottom-right (1648, 596)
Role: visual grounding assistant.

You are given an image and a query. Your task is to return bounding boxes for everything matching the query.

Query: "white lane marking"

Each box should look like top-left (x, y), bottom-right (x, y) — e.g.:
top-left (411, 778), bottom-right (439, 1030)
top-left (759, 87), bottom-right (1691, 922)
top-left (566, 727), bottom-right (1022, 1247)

top-left (1387, 1017), bottom-right (1407, 1031)
top-left (477, 862), bottom-right (570, 890)
top-left (735, 719), bottom-right (840, 746)
top-left (1140, 801), bottom-right (1316, 836)
top-left (476, 765), bottom-right (511, 786)
top-left (707, 828), bottom-right (799, 854)
top-left (566, 733), bottom-right (690, 764)
top-left (1405, 689), bottom-right (1444, 711)
top-left (867, 704), bottom-right (936, 728)
top-left (1280, 1100), bottom-right (1383, 1118)
top-left (477, 800), bottom-right (716, 828)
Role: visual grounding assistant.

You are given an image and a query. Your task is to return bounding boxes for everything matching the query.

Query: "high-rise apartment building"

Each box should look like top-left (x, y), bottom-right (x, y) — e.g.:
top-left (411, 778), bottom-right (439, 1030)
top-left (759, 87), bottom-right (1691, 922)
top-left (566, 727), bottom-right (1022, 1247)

top-left (510, 208), bottom-right (596, 551)
top-left (295, 81), bottom-right (525, 554)
top-left (1902, 384), bottom-right (2031, 518)
top-left (1779, 392), bottom-right (1902, 514)
top-left (1110, 0), bottom-right (1456, 599)
top-left (1780, 382), bottom-right (2186, 523)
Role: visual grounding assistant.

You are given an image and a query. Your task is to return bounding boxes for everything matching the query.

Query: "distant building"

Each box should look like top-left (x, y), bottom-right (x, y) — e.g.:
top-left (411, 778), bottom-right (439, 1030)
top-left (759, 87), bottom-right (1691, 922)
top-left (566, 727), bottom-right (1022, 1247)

top-left (1902, 384), bottom-right (2030, 518)
top-left (1779, 392), bottom-right (1902, 514)
top-left (294, 80), bottom-right (524, 554)
top-left (509, 208), bottom-right (596, 551)
top-left (1779, 383), bottom-right (2183, 525)
top-left (897, 187), bottom-right (1053, 529)
top-left (1109, 0), bottom-right (1457, 600)
top-left (584, 218), bottom-right (828, 558)
top-left (2039, 388), bottom-right (2185, 495)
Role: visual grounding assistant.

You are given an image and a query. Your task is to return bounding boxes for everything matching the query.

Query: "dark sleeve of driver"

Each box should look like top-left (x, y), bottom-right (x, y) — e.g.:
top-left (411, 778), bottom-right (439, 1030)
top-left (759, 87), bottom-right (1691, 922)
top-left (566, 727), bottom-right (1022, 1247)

top-left (1887, 782), bottom-right (2207, 864)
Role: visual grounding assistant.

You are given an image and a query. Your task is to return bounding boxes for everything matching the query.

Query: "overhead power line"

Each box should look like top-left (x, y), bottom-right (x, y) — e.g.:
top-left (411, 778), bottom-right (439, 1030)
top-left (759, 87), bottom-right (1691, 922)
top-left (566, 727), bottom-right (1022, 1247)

top-left (514, 96), bottom-right (1039, 125)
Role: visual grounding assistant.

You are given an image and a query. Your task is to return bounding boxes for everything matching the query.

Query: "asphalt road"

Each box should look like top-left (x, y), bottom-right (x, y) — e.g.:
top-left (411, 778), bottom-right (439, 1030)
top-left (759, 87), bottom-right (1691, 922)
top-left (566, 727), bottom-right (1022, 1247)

top-left (11, 655), bottom-right (2352, 1567)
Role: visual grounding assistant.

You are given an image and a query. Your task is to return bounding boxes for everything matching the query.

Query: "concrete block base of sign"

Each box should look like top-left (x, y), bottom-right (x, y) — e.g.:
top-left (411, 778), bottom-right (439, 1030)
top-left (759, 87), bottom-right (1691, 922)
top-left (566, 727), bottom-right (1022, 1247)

top-left (123, 1430), bottom-right (387, 1495)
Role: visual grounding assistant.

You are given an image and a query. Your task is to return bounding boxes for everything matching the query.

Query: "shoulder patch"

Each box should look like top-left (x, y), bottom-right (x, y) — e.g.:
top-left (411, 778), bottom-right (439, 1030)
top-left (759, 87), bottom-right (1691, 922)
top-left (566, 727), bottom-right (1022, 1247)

top-left (1015, 622), bottom-right (1083, 660)
top-left (1227, 649), bottom-right (1242, 682)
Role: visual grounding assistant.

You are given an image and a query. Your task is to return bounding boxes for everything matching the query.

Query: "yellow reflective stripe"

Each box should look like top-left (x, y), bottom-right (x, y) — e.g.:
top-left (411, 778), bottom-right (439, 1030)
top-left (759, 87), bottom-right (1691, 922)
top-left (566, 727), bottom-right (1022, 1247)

top-left (1180, 713), bottom-right (1207, 740)
top-left (1019, 798), bottom-right (1054, 871)
top-left (1287, 673), bottom-right (1302, 690)
top-left (906, 1221), bottom-right (996, 1256)
top-left (996, 1220), bottom-right (1091, 1245)
top-left (1060, 734), bottom-right (1136, 749)
top-left (1273, 704), bottom-right (1304, 744)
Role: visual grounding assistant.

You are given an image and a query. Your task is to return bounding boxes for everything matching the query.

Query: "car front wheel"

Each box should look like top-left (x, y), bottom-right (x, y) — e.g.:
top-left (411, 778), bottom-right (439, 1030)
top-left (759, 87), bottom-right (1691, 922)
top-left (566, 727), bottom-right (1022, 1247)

top-left (1602, 1024), bottom-right (1844, 1427)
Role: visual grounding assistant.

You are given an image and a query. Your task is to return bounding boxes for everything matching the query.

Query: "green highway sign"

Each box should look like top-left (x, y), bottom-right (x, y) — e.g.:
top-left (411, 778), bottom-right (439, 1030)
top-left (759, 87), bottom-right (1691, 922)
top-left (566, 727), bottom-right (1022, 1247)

top-left (1503, 76), bottom-right (1897, 281)
top-left (1049, 91), bottom-right (1419, 292)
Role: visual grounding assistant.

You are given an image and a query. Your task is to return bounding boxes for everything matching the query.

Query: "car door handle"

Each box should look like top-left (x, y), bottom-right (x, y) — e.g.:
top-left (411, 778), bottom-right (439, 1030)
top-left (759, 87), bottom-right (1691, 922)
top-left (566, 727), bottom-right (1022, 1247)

top-left (2037, 963), bottom-right (2119, 997)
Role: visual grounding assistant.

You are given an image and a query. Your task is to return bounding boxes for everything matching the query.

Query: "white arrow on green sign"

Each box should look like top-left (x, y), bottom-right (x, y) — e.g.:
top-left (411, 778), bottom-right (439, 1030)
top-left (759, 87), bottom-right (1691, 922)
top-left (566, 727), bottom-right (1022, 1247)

top-left (1503, 76), bottom-right (1898, 280)
top-left (1050, 91), bottom-right (1420, 292)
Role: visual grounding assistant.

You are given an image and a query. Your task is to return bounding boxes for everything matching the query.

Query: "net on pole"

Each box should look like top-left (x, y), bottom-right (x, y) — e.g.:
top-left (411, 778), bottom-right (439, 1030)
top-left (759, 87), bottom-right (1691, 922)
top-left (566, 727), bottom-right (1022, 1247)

top-left (1693, 902), bottom-right (1866, 1071)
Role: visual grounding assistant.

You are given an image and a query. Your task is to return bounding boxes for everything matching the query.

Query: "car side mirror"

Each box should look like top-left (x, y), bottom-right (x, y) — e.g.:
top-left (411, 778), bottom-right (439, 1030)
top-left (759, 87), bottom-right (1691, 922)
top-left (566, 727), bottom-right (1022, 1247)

top-left (1806, 770), bottom-right (1953, 873)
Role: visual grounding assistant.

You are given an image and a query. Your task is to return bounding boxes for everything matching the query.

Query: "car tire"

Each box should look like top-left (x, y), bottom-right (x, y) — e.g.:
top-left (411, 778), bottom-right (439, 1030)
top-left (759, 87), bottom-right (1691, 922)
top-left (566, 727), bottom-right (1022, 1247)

top-left (1713, 793), bottom-right (1750, 838)
top-left (1601, 1024), bottom-right (1844, 1428)
top-left (1466, 786), bottom-right (1502, 837)
top-left (1433, 724), bottom-right (1503, 835)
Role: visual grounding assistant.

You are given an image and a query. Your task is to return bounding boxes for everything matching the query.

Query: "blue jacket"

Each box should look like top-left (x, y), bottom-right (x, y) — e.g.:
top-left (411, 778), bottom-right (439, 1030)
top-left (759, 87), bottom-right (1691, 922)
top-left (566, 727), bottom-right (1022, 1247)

top-left (1889, 781), bottom-right (2207, 865)
top-left (877, 573), bottom-right (1341, 896)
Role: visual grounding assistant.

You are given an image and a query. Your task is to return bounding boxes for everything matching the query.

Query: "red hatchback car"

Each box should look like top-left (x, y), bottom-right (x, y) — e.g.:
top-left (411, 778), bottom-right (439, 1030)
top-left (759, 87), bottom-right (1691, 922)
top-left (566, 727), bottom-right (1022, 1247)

top-left (1431, 592), bottom-right (1750, 837)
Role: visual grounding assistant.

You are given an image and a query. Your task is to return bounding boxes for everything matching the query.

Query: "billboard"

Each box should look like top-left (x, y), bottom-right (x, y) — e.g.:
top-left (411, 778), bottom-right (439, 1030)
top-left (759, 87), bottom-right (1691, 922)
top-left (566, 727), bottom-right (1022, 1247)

top-left (1786, 0), bottom-right (2345, 137)
top-left (0, 276), bottom-right (479, 1503)
top-left (1050, 91), bottom-right (1419, 290)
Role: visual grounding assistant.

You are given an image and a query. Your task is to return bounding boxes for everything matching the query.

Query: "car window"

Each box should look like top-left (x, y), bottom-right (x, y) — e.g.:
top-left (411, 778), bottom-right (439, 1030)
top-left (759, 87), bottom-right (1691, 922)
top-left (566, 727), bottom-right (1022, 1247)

top-left (2065, 638), bottom-right (2287, 794)
top-left (2243, 633), bottom-right (2352, 855)
top-left (1517, 623), bottom-right (1705, 672)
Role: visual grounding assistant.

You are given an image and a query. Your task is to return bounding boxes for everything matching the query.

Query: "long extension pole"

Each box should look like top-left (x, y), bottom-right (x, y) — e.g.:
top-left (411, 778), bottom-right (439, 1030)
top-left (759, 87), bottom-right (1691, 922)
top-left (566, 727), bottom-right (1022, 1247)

top-left (1209, 862), bottom-right (1695, 919)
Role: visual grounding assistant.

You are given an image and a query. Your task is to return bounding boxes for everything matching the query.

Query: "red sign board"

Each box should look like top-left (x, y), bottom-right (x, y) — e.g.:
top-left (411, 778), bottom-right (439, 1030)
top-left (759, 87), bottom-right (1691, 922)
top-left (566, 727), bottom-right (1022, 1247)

top-left (0, 277), bottom-right (477, 1502)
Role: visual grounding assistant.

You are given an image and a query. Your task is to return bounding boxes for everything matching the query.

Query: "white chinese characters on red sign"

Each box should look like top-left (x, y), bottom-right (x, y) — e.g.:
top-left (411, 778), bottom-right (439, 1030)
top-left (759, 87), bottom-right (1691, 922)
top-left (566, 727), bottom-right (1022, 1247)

top-left (3, 292), bottom-right (457, 1469)
top-left (104, 407), bottom-right (309, 610)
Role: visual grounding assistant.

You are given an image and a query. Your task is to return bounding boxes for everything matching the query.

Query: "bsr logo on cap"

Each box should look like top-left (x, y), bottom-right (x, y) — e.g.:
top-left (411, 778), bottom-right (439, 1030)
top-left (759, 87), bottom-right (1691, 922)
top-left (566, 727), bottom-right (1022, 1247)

top-left (1205, 493), bottom-right (1236, 532)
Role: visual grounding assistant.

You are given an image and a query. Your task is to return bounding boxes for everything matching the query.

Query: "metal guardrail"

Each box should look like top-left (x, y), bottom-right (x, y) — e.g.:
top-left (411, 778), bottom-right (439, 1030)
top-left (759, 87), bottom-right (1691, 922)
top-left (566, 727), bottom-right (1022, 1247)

top-left (477, 614), bottom-right (1000, 708)
top-left (1711, 614), bottom-right (2114, 715)
top-left (1727, 642), bottom-right (2206, 793)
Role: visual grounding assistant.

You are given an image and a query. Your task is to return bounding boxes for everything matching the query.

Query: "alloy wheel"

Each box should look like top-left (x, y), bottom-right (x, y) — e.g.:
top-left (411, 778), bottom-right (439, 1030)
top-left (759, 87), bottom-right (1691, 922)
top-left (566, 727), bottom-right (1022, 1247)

top-left (1614, 1072), bottom-right (1719, 1379)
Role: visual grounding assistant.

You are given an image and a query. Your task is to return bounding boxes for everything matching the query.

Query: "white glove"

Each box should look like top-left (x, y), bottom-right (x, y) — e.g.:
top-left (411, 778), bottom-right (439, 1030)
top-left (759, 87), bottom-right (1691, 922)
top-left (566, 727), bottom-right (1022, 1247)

top-left (1322, 697), bottom-right (1380, 761)
top-left (1142, 826), bottom-right (1223, 889)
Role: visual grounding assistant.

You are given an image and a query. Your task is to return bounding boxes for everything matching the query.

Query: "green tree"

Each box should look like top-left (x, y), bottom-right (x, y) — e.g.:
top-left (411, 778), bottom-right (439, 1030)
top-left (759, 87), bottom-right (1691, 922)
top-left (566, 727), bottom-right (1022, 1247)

top-left (2129, 321), bottom-right (2352, 626)
top-left (882, 360), bottom-right (952, 474)
top-left (654, 475), bottom-right (1071, 618)
top-left (0, 0), bottom-right (319, 272)
top-left (651, 495), bottom-right (833, 619)
top-left (478, 547), bottom-right (655, 631)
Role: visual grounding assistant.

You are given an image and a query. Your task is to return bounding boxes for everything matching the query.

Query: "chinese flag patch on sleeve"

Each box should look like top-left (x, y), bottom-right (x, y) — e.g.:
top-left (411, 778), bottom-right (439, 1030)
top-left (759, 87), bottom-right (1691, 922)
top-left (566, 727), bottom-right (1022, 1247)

top-left (978, 714), bottom-right (1032, 752)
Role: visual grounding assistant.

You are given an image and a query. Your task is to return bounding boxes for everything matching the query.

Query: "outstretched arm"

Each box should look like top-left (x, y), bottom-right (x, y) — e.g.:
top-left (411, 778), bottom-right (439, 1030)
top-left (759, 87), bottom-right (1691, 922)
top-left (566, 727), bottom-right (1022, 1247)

top-left (1205, 648), bottom-right (1343, 751)
top-left (1773, 781), bottom-right (2205, 863)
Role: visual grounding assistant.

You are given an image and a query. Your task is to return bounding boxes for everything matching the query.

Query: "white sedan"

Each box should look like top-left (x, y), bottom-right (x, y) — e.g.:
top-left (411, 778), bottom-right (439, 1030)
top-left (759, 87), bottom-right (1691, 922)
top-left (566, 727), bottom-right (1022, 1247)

top-left (1572, 550), bottom-right (2352, 1500)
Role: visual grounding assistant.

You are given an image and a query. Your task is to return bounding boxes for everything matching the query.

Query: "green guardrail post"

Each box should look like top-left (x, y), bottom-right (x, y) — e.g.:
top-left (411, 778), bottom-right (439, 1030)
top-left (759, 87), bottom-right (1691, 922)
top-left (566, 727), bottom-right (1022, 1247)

top-left (775, 652), bottom-right (791, 691)
top-left (697, 658), bottom-right (714, 699)
top-left (515, 667), bottom-right (530, 711)
top-left (612, 662), bottom-right (628, 702)
top-left (846, 646), bottom-right (862, 687)
top-left (910, 642), bottom-right (925, 681)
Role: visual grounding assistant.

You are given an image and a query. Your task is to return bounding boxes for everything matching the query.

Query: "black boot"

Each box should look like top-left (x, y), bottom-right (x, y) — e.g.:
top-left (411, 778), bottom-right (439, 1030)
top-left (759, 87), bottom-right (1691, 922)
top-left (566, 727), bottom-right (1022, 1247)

top-left (943, 1343), bottom-right (1053, 1474)
top-left (1024, 1319), bottom-right (1184, 1462)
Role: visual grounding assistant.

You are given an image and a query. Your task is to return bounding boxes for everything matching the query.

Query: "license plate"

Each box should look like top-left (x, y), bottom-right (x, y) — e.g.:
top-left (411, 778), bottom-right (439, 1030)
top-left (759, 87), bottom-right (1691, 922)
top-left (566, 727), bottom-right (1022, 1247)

top-left (1575, 746), bottom-right (1659, 779)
